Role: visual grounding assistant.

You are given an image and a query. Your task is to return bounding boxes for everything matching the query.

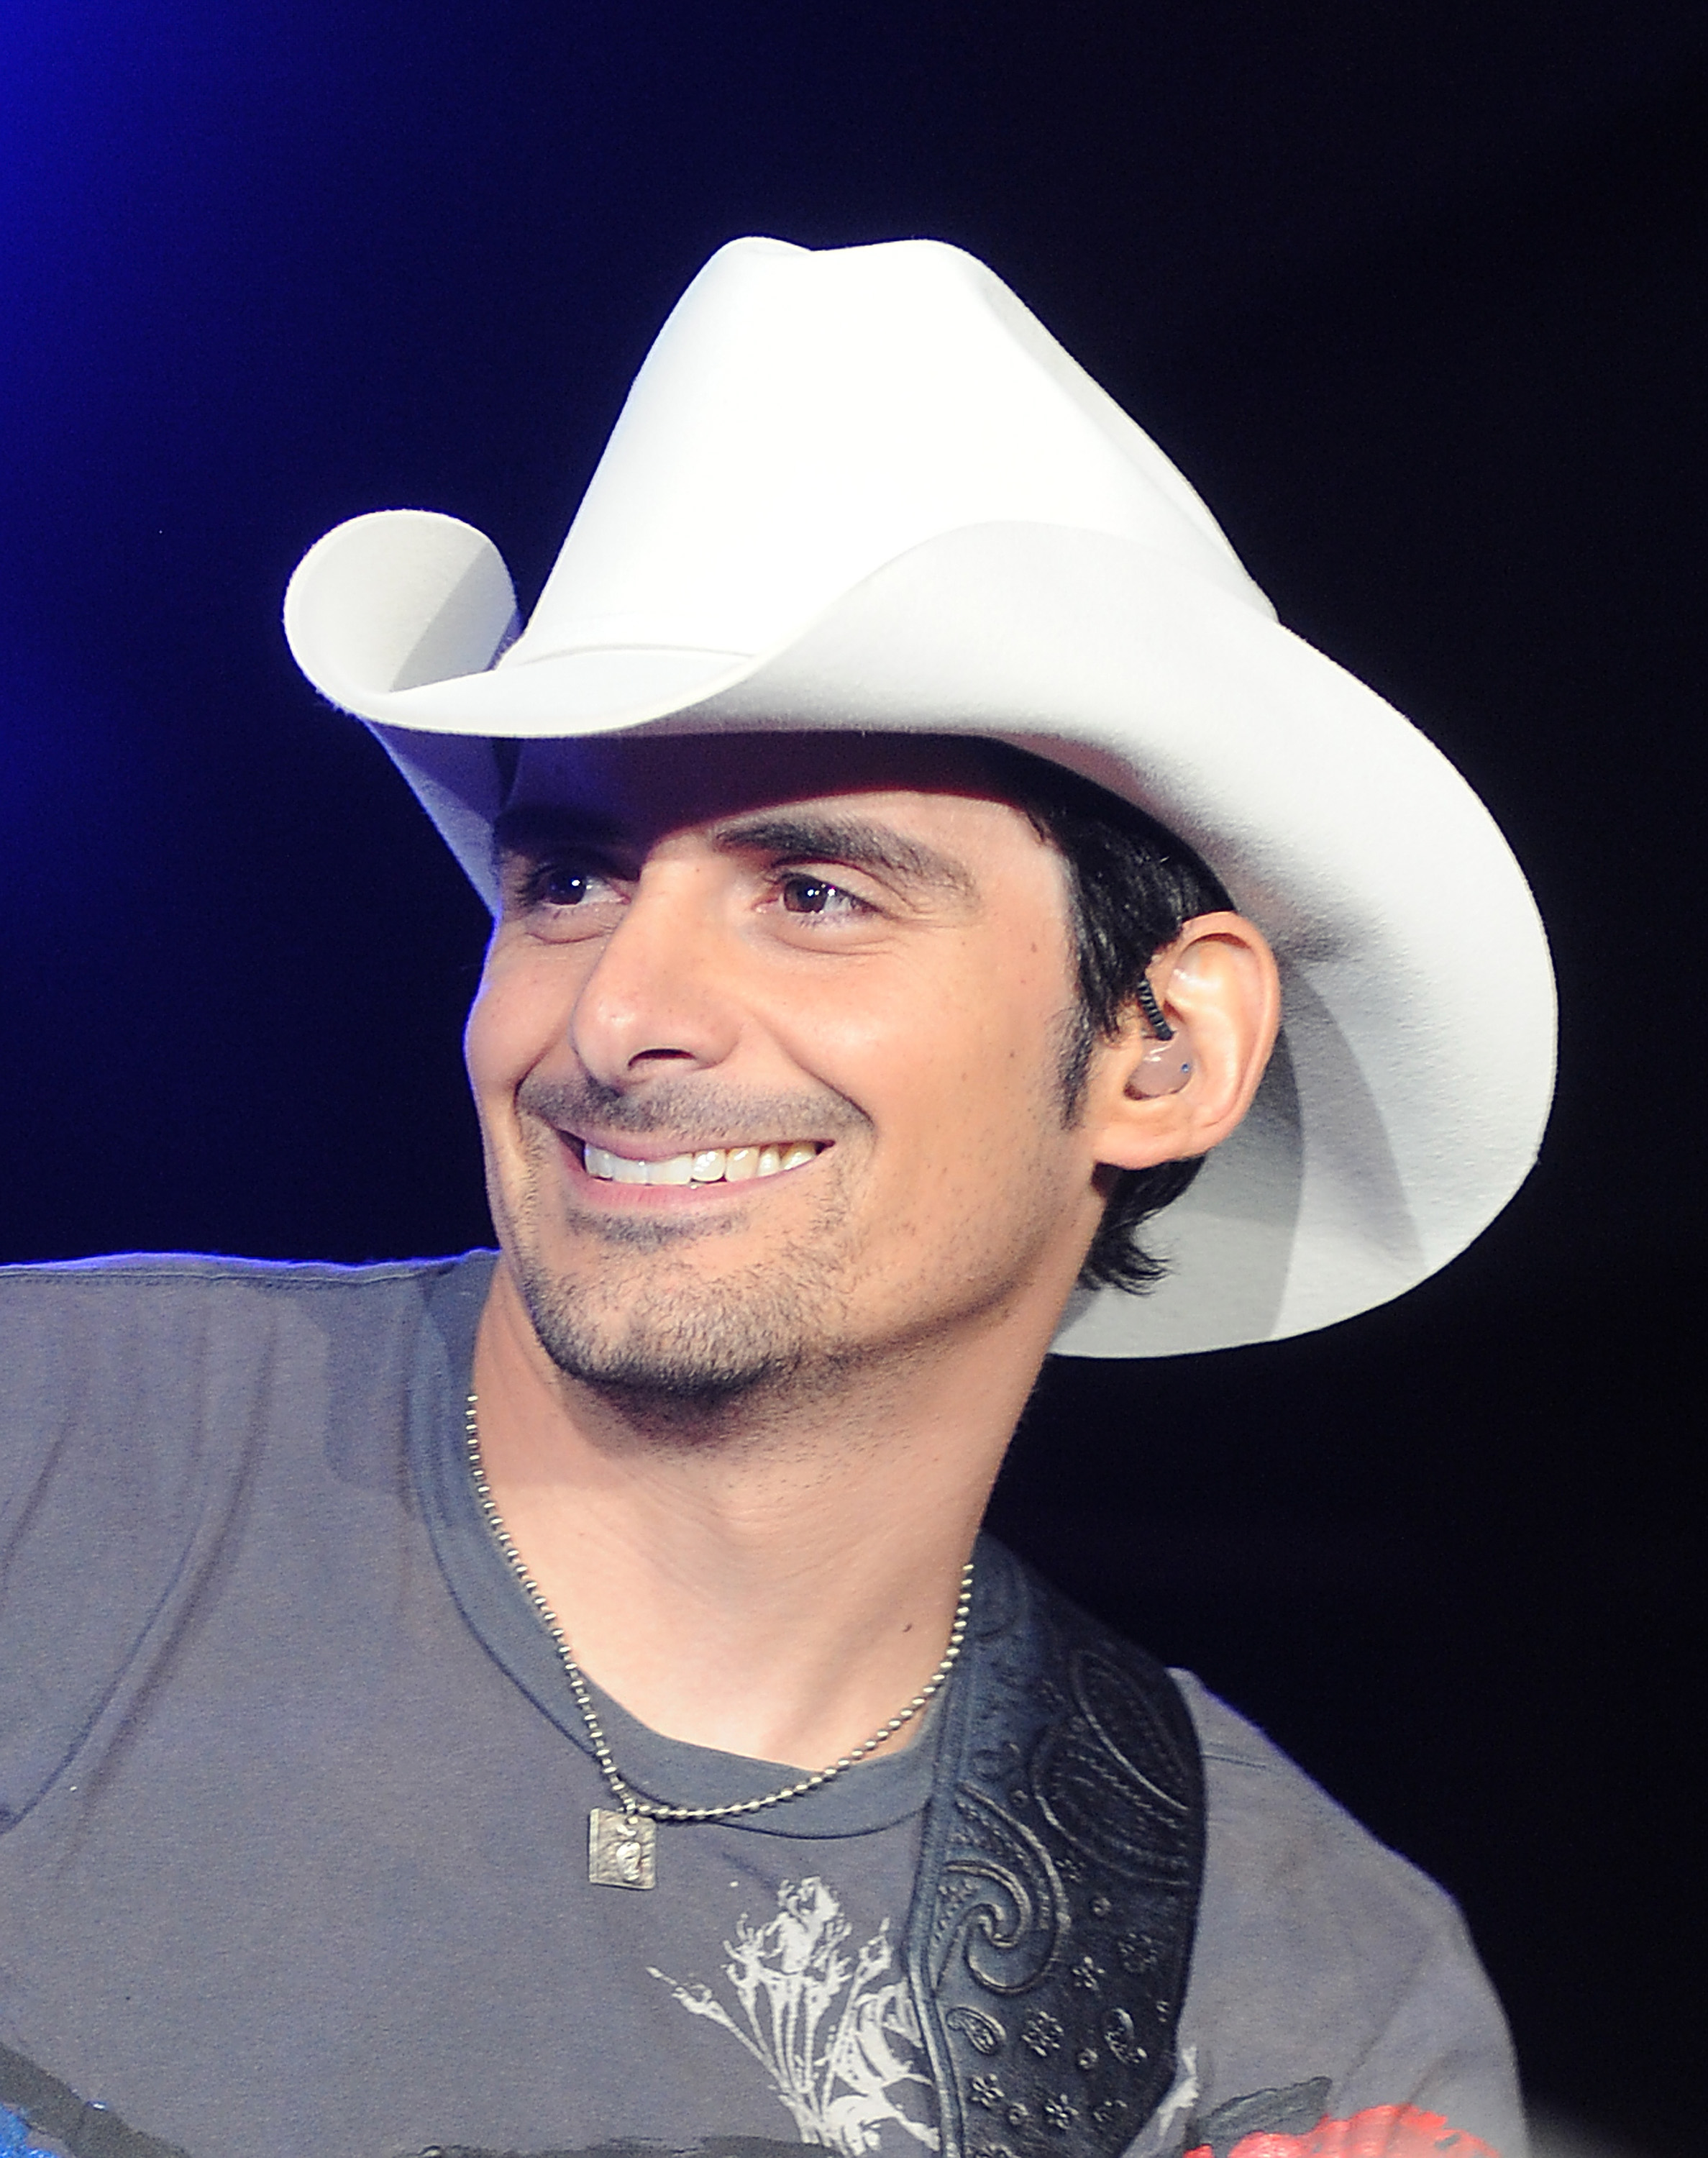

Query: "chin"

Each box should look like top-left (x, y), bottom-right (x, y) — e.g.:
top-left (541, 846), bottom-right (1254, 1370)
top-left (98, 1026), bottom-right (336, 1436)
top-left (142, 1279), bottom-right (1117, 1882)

top-left (511, 1244), bottom-right (848, 1413)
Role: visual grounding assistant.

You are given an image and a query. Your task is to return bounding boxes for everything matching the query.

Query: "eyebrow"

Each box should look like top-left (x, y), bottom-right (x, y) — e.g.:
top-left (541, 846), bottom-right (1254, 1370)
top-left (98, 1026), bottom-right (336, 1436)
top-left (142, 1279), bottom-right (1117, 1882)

top-left (708, 812), bottom-right (979, 903)
top-left (493, 803), bottom-right (980, 905)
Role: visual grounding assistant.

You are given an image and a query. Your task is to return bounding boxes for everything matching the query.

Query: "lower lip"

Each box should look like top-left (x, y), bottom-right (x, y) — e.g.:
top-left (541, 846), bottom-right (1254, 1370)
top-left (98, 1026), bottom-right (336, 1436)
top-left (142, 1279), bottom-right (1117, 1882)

top-left (557, 1134), bottom-right (823, 1207)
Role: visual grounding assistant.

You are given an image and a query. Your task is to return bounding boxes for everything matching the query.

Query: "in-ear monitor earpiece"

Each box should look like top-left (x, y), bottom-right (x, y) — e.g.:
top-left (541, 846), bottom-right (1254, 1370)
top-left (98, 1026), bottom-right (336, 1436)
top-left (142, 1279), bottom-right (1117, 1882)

top-left (1129, 978), bottom-right (1194, 1097)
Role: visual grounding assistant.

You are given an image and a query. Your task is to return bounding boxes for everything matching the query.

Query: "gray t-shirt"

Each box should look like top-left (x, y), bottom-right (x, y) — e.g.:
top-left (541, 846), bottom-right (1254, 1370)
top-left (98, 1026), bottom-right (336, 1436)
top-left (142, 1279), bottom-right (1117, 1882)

top-left (0, 1254), bottom-right (1525, 2158)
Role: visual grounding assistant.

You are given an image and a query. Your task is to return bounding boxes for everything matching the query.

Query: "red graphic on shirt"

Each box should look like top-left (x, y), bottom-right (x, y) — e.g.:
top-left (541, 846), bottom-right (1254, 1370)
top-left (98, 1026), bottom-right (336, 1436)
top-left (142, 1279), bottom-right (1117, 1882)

top-left (1184, 2103), bottom-right (1500, 2158)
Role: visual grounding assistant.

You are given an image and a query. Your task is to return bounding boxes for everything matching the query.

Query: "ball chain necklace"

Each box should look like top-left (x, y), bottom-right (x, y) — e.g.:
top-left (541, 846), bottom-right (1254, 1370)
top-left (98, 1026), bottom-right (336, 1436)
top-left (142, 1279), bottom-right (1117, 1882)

top-left (465, 1391), bottom-right (975, 1890)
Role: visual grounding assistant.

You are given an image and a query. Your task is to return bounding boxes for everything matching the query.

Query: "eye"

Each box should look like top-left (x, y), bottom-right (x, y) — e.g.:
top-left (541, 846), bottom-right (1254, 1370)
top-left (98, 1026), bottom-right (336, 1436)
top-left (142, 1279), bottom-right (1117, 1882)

top-left (501, 855), bottom-right (629, 937)
top-left (777, 873), bottom-right (869, 917)
top-left (516, 859), bottom-right (626, 910)
top-left (538, 866), bottom-right (601, 907)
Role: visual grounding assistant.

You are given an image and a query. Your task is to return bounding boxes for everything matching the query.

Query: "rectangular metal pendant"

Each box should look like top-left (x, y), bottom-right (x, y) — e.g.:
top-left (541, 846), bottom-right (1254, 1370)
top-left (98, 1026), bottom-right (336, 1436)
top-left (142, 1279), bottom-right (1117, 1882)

top-left (588, 1808), bottom-right (657, 1890)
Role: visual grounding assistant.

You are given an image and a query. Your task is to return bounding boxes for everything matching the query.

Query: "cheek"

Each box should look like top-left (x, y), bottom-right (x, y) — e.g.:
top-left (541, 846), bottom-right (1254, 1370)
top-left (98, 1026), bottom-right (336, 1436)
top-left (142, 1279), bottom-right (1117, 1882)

top-left (463, 947), bottom-right (571, 1107)
top-left (927, 964), bottom-right (1078, 1194)
top-left (778, 947), bottom-right (1066, 1159)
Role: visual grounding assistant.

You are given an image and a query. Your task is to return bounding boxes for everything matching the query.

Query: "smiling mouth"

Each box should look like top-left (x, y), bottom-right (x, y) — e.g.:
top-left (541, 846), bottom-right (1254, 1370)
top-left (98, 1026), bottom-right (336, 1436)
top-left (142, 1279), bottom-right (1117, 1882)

top-left (579, 1140), bottom-right (824, 1187)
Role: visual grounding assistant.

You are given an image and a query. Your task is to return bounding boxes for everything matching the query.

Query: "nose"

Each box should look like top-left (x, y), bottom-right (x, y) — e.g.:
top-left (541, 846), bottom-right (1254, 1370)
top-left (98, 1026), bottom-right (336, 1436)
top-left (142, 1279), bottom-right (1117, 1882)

top-left (567, 860), bottom-right (745, 1089)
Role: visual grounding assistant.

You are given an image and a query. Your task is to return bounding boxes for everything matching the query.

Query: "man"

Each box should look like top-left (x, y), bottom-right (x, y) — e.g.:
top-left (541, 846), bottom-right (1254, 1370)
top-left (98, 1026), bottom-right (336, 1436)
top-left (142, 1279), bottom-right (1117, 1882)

top-left (0, 238), bottom-right (1553, 2158)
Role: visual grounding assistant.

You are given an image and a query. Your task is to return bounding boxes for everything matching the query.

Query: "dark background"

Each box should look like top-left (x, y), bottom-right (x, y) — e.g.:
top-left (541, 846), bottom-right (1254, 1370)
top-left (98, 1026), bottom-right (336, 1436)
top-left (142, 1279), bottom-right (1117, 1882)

top-left (3, 4), bottom-right (1704, 2151)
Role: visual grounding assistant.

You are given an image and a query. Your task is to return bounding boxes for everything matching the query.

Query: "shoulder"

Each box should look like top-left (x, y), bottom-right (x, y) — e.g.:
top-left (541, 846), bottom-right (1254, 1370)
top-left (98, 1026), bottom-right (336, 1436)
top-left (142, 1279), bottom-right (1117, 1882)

top-left (1168, 1671), bottom-right (1525, 2158)
top-left (1182, 1671), bottom-right (1465, 1946)
top-left (962, 1557), bottom-right (1524, 2153)
top-left (0, 1246), bottom-right (489, 1303)
top-left (0, 1247), bottom-right (494, 1374)
top-left (1, 1245), bottom-right (495, 1512)
top-left (0, 1248), bottom-right (496, 1836)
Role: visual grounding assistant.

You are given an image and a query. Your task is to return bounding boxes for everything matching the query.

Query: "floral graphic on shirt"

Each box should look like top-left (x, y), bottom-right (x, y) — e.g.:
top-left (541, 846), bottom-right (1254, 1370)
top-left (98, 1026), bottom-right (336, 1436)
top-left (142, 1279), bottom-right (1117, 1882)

top-left (1183, 2103), bottom-right (1499, 2158)
top-left (650, 1875), bottom-right (939, 2155)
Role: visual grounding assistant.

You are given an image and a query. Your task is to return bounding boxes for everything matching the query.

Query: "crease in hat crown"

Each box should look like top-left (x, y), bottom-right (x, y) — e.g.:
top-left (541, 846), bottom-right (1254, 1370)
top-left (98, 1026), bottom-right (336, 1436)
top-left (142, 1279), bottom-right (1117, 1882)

top-left (284, 235), bottom-right (1275, 735)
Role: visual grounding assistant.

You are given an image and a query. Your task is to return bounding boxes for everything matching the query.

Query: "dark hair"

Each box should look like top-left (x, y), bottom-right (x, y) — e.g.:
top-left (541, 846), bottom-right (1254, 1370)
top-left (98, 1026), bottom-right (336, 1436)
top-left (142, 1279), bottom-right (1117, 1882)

top-left (975, 742), bottom-right (1235, 1295)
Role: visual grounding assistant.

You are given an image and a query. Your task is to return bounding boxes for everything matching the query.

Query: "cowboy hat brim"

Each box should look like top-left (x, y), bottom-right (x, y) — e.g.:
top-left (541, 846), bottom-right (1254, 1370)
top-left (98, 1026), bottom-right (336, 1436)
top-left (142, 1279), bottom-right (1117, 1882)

top-left (285, 505), bottom-right (1555, 1359)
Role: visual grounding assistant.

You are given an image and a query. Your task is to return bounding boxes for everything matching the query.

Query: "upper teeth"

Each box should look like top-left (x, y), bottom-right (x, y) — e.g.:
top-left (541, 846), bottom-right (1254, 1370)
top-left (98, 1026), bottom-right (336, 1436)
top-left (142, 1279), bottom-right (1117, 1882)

top-left (582, 1142), bottom-right (820, 1185)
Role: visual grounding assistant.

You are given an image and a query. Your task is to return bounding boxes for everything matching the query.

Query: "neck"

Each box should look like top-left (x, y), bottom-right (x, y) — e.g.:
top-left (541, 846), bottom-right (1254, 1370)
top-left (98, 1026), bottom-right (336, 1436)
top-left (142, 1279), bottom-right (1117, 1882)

top-left (470, 1260), bottom-right (1051, 1769)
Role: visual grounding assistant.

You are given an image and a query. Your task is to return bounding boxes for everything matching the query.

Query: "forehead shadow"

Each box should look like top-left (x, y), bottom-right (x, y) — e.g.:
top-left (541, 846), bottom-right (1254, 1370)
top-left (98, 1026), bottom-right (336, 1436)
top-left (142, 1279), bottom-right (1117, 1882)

top-left (493, 798), bottom-right (626, 859)
top-left (500, 731), bottom-right (1034, 856)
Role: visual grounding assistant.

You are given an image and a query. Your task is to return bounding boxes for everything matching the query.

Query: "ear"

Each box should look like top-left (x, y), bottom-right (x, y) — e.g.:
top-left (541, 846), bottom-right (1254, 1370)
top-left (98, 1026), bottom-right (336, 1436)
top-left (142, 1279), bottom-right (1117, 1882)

top-left (1081, 911), bottom-right (1282, 1171)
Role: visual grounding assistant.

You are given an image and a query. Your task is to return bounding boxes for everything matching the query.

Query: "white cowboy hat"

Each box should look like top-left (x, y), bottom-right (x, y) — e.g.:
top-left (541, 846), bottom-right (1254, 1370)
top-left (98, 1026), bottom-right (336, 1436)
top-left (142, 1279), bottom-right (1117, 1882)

top-left (283, 235), bottom-right (1556, 1359)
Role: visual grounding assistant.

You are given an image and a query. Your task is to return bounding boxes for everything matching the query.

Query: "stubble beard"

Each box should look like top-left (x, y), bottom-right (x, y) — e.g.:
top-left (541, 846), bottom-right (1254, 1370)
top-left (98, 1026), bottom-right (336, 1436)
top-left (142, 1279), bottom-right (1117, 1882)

top-left (501, 1075), bottom-right (867, 1419)
top-left (511, 1224), bottom-right (860, 1416)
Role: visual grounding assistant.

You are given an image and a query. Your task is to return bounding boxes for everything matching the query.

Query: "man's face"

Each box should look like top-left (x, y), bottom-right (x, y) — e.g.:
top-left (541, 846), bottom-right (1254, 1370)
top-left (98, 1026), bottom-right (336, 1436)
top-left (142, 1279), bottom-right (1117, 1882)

top-left (465, 731), bottom-right (1113, 1406)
